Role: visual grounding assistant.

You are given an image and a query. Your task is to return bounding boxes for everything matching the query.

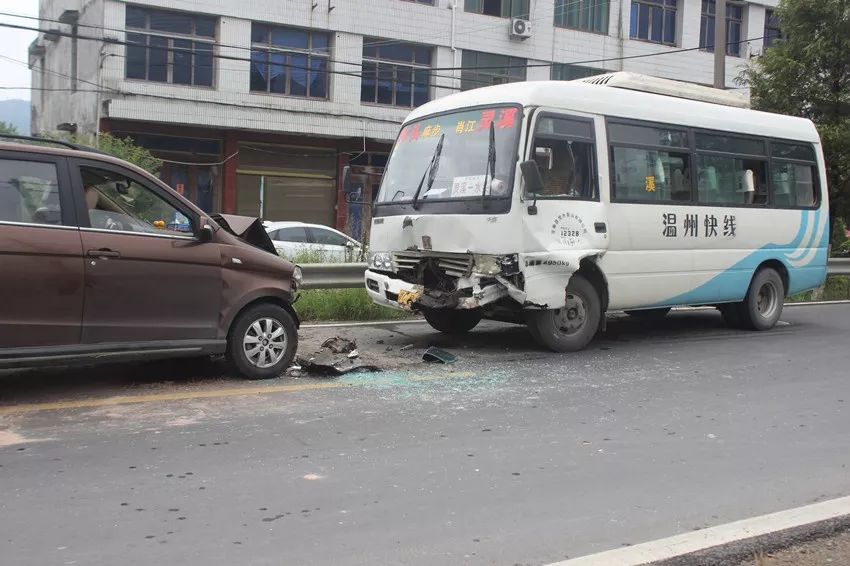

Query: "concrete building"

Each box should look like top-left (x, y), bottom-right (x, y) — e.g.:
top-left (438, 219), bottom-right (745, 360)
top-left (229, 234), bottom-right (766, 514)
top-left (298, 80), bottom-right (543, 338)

top-left (30, 0), bottom-right (780, 239)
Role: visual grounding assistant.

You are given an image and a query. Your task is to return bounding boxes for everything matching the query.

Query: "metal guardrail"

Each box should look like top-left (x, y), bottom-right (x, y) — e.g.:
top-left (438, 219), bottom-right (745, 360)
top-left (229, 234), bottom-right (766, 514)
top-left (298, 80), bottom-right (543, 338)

top-left (301, 259), bottom-right (850, 290)
top-left (300, 263), bottom-right (368, 289)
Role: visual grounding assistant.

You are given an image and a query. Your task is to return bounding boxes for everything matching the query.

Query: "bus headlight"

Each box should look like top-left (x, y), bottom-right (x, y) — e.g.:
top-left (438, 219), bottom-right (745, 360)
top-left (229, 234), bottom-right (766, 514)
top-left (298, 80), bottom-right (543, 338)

top-left (368, 252), bottom-right (395, 272)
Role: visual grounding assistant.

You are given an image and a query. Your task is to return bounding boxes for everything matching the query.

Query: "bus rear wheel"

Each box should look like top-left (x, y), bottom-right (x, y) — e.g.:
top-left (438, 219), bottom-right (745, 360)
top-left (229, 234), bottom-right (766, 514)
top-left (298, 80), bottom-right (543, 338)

top-left (526, 274), bottom-right (601, 353)
top-left (720, 268), bottom-right (785, 331)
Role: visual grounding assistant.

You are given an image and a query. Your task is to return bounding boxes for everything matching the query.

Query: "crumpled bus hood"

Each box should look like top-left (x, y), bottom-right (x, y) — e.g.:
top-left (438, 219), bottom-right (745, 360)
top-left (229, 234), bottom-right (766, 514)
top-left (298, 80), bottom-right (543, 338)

top-left (212, 214), bottom-right (277, 255)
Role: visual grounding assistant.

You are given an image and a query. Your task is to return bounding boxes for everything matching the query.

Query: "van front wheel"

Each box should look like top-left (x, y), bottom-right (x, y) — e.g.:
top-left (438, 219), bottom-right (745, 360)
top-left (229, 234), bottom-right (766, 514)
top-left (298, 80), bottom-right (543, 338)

top-left (227, 303), bottom-right (298, 379)
top-left (526, 274), bottom-right (601, 353)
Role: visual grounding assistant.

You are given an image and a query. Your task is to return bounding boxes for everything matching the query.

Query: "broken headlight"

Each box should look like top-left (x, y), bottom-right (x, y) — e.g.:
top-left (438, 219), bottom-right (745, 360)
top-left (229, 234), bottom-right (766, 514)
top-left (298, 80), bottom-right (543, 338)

top-left (473, 254), bottom-right (520, 276)
top-left (368, 251), bottom-right (395, 272)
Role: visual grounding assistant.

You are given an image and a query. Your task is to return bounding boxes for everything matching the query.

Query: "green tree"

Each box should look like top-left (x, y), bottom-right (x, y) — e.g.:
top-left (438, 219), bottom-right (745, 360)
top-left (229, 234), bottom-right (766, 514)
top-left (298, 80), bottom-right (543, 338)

top-left (739, 0), bottom-right (850, 234)
top-left (0, 121), bottom-right (19, 135)
top-left (94, 133), bottom-right (162, 175)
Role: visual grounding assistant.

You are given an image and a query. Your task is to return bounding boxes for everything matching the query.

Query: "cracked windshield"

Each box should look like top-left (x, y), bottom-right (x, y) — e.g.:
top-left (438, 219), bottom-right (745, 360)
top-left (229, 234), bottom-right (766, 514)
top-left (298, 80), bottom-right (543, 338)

top-left (377, 106), bottom-right (521, 203)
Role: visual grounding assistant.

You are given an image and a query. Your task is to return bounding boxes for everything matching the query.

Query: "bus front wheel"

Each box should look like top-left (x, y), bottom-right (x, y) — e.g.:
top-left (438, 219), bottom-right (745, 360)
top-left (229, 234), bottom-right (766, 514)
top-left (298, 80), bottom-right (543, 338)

top-left (526, 274), bottom-right (602, 353)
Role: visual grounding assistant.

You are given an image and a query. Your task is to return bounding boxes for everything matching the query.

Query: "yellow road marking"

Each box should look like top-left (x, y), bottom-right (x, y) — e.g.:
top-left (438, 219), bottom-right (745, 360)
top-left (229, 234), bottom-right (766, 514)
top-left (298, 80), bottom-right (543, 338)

top-left (0, 381), bottom-right (347, 416)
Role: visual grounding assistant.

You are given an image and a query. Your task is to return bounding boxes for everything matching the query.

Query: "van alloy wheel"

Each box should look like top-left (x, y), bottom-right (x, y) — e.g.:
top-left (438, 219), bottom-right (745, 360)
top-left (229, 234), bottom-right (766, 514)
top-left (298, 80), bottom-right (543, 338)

top-left (243, 318), bottom-right (287, 369)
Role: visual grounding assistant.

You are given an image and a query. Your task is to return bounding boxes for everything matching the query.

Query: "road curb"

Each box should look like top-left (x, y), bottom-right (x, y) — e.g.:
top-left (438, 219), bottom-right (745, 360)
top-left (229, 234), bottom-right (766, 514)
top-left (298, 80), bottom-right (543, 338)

top-left (548, 496), bottom-right (850, 566)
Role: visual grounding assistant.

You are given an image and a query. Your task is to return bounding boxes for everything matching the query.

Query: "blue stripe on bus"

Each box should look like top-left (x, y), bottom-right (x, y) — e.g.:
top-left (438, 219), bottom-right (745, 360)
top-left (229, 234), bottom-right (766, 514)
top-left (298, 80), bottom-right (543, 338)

top-left (653, 210), bottom-right (828, 307)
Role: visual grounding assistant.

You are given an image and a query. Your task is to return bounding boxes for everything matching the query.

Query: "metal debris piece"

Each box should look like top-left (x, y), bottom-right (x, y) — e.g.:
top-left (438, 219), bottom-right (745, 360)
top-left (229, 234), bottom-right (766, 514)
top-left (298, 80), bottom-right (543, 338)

top-left (296, 352), bottom-right (379, 376)
top-left (422, 347), bottom-right (457, 364)
top-left (347, 349), bottom-right (360, 359)
top-left (321, 336), bottom-right (357, 354)
top-left (400, 344), bottom-right (414, 352)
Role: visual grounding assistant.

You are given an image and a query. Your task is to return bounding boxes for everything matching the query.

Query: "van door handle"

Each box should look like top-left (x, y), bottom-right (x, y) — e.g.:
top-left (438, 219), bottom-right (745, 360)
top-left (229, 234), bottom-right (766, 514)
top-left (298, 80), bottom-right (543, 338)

top-left (594, 223), bottom-right (607, 234)
top-left (86, 248), bottom-right (121, 258)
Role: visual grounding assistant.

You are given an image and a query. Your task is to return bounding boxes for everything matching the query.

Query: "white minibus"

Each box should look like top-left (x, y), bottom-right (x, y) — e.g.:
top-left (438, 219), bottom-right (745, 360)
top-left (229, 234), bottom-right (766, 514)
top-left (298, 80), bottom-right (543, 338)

top-left (359, 73), bottom-right (829, 352)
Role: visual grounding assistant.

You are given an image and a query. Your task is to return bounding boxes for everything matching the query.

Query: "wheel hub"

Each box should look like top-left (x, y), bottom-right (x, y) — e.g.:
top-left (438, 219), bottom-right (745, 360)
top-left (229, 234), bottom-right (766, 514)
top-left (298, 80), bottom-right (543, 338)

top-left (243, 317), bottom-right (287, 369)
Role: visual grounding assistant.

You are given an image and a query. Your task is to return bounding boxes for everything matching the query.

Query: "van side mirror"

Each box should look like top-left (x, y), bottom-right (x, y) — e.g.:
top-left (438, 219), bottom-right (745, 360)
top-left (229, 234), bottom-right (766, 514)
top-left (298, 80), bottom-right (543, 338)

top-left (520, 159), bottom-right (544, 215)
top-left (198, 224), bottom-right (214, 243)
top-left (342, 165), bottom-right (352, 193)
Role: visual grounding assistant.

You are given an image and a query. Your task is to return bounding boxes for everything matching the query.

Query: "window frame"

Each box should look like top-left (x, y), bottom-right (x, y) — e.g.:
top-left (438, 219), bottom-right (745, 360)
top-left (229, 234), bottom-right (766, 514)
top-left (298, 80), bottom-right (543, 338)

top-left (629, 0), bottom-right (679, 46)
top-left (606, 117), bottom-right (822, 211)
top-left (554, 0), bottom-right (611, 35)
top-left (699, 0), bottom-right (745, 57)
top-left (460, 50), bottom-right (527, 92)
top-left (550, 63), bottom-right (606, 81)
top-left (464, 0), bottom-right (530, 18)
top-left (526, 112), bottom-right (600, 202)
top-left (124, 5), bottom-right (217, 87)
top-left (0, 151), bottom-right (76, 229)
top-left (763, 9), bottom-right (783, 49)
top-left (249, 23), bottom-right (331, 100)
top-left (71, 158), bottom-right (201, 240)
top-left (360, 38), bottom-right (432, 109)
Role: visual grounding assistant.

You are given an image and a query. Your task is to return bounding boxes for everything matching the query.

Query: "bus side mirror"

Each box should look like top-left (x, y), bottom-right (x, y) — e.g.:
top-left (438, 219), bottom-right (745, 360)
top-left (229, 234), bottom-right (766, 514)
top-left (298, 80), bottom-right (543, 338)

top-left (342, 165), bottom-right (352, 193)
top-left (520, 159), bottom-right (544, 215)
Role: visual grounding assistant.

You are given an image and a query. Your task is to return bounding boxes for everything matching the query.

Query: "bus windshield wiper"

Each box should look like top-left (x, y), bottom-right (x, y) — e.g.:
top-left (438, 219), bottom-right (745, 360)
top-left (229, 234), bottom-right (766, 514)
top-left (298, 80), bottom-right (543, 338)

top-left (411, 133), bottom-right (445, 210)
top-left (481, 121), bottom-right (496, 204)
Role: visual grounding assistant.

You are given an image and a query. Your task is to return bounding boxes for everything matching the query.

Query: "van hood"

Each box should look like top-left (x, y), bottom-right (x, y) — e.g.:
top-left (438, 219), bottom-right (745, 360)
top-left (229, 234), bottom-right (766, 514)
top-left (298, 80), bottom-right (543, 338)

top-left (212, 214), bottom-right (277, 255)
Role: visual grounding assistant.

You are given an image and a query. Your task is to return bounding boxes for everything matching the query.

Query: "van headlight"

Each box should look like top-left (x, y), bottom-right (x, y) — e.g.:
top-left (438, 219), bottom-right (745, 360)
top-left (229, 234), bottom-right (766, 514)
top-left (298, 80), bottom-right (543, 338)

top-left (292, 265), bottom-right (303, 289)
top-left (368, 252), bottom-right (395, 272)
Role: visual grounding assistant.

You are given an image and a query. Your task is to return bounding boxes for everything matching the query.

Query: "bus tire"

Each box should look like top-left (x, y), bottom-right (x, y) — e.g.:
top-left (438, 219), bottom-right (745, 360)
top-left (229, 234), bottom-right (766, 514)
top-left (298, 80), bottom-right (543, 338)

top-left (526, 274), bottom-right (601, 353)
top-left (422, 308), bottom-right (482, 334)
top-left (624, 307), bottom-right (671, 320)
top-left (738, 267), bottom-right (785, 331)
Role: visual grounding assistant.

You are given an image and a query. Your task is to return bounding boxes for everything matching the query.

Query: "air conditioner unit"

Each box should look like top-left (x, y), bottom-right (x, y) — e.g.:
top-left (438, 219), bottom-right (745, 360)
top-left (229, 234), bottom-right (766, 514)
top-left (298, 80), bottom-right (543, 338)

top-left (510, 18), bottom-right (532, 39)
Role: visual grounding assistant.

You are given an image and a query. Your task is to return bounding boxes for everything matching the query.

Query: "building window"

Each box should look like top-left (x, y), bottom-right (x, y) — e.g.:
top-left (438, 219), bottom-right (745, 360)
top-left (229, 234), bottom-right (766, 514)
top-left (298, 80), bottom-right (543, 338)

top-left (699, 0), bottom-right (744, 56)
top-left (249, 24), bottom-right (330, 99)
top-left (125, 5), bottom-right (215, 86)
top-left (554, 0), bottom-right (609, 33)
top-left (763, 9), bottom-right (783, 48)
top-left (630, 0), bottom-right (677, 45)
top-left (551, 63), bottom-right (605, 81)
top-left (464, 0), bottom-right (529, 18)
top-left (461, 51), bottom-right (526, 91)
top-left (361, 39), bottom-right (431, 108)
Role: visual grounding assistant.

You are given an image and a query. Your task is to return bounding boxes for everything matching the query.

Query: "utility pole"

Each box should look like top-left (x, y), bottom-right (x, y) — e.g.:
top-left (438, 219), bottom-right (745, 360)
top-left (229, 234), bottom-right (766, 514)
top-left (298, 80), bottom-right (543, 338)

top-left (713, 0), bottom-right (727, 89)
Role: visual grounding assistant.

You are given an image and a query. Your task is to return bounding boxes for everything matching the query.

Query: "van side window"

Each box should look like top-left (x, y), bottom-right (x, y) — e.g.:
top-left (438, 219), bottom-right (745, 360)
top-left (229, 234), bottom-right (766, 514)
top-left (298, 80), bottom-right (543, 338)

top-left (527, 116), bottom-right (597, 200)
top-left (611, 147), bottom-right (691, 202)
top-left (80, 167), bottom-right (193, 236)
top-left (0, 159), bottom-right (62, 226)
top-left (695, 132), bottom-right (767, 206)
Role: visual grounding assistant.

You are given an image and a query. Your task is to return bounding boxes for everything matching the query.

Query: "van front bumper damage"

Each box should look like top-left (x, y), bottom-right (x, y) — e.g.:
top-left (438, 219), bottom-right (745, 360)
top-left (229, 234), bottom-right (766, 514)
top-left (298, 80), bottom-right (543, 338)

top-left (364, 252), bottom-right (527, 312)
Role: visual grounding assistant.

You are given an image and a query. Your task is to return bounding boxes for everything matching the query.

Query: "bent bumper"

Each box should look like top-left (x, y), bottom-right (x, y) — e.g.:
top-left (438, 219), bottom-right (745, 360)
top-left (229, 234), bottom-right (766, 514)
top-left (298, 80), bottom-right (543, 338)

top-left (364, 270), bottom-right (421, 311)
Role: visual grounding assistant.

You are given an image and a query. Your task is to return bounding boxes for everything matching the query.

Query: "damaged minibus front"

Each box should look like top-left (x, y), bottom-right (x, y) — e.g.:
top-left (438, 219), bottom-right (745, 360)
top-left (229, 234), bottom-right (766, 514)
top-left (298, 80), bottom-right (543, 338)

top-left (362, 93), bottom-right (610, 353)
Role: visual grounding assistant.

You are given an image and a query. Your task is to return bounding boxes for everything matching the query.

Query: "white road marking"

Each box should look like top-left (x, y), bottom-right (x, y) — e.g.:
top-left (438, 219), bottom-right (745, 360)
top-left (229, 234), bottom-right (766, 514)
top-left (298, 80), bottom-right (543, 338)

top-left (548, 495), bottom-right (850, 566)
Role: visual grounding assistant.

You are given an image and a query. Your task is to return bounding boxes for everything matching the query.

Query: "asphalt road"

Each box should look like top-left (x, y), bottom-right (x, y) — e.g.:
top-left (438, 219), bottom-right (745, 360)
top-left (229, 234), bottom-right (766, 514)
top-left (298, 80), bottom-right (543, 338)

top-left (2, 304), bottom-right (849, 566)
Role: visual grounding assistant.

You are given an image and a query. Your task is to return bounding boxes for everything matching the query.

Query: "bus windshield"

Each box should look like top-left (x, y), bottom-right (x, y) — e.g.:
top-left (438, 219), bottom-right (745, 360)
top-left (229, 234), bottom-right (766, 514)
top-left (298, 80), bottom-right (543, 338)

top-left (376, 106), bottom-right (522, 204)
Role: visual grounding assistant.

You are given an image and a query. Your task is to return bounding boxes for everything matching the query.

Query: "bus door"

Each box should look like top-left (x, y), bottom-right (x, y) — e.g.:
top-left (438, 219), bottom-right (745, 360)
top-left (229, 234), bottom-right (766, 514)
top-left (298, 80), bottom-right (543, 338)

top-left (519, 111), bottom-right (609, 307)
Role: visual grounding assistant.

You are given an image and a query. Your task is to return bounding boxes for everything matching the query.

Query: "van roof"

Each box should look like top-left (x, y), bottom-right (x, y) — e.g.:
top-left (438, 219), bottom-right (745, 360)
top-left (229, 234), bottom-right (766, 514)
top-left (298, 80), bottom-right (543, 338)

top-left (406, 79), bottom-right (820, 144)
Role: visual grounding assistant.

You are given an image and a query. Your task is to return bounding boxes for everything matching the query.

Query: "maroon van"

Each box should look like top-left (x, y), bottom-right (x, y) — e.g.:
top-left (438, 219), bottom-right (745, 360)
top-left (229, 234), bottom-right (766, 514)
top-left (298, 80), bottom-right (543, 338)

top-left (0, 138), bottom-right (300, 379)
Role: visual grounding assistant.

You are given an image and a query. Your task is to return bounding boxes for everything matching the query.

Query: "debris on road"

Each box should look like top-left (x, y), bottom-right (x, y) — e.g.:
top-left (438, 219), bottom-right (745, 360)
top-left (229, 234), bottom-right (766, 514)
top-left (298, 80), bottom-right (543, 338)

top-left (422, 347), bottom-right (457, 364)
top-left (286, 364), bottom-right (304, 377)
top-left (347, 349), bottom-right (360, 359)
top-left (400, 344), bottom-right (414, 352)
top-left (321, 336), bottom-right (357, 354)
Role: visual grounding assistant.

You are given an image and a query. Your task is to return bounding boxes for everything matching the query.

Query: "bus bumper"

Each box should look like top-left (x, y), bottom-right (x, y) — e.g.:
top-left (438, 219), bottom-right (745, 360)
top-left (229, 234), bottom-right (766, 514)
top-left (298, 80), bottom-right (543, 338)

top-left (364, 269), bottom-right (420, 311)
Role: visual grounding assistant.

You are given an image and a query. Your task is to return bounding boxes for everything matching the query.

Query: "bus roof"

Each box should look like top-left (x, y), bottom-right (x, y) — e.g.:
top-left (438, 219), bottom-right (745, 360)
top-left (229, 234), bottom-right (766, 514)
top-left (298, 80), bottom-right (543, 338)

top-left (406, 80), bottom-right (820, 144)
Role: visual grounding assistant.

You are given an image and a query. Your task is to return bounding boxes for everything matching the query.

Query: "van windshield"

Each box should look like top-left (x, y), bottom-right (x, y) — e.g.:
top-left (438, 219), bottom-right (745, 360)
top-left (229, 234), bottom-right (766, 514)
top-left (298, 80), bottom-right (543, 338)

top-left (376, 106), bottom-right (522, 204)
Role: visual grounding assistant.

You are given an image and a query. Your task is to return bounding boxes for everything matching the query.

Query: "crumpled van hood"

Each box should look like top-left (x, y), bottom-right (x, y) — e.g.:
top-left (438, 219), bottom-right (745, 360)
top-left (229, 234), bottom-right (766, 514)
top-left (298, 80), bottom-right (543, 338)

top-left (212, 214), bottom-right (277, 255)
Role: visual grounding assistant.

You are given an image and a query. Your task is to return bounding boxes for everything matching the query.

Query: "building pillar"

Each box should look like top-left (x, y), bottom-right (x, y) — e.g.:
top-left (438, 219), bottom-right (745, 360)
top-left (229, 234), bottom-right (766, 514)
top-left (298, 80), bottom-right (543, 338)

top-left (223, 131), bottom-right (238, 214)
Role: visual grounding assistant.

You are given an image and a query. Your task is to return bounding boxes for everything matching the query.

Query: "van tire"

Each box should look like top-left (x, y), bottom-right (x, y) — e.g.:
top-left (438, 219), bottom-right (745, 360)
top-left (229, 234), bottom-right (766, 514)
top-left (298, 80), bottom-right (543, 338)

top-left (737, 268), bottom-right (785, 331)
top-left (227, 303), bottom-right (298, 380)
top-left (624, 307), bottom-right (671, 320)
top-left (526, 274), bottom-right (601, 353)
top-left (422, 308), bottom-right (482, 334)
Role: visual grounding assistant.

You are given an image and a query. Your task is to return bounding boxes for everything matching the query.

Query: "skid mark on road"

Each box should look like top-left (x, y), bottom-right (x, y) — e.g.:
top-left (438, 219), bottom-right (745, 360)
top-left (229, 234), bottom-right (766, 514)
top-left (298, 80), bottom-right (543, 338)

top-left (0, 381), bottom-right (348, 416)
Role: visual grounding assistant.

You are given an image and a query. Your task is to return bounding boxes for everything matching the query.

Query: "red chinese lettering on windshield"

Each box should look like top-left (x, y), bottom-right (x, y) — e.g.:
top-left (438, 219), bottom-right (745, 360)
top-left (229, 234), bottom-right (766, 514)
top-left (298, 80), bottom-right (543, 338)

top-left (496, 108), bottom-right (518, 129)
top-left (410, 123), bottom-right (421, 140)
top-left (398, 126), bottom-right (410, 142)
top-left (479, 109), bottom-right (496, 130)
